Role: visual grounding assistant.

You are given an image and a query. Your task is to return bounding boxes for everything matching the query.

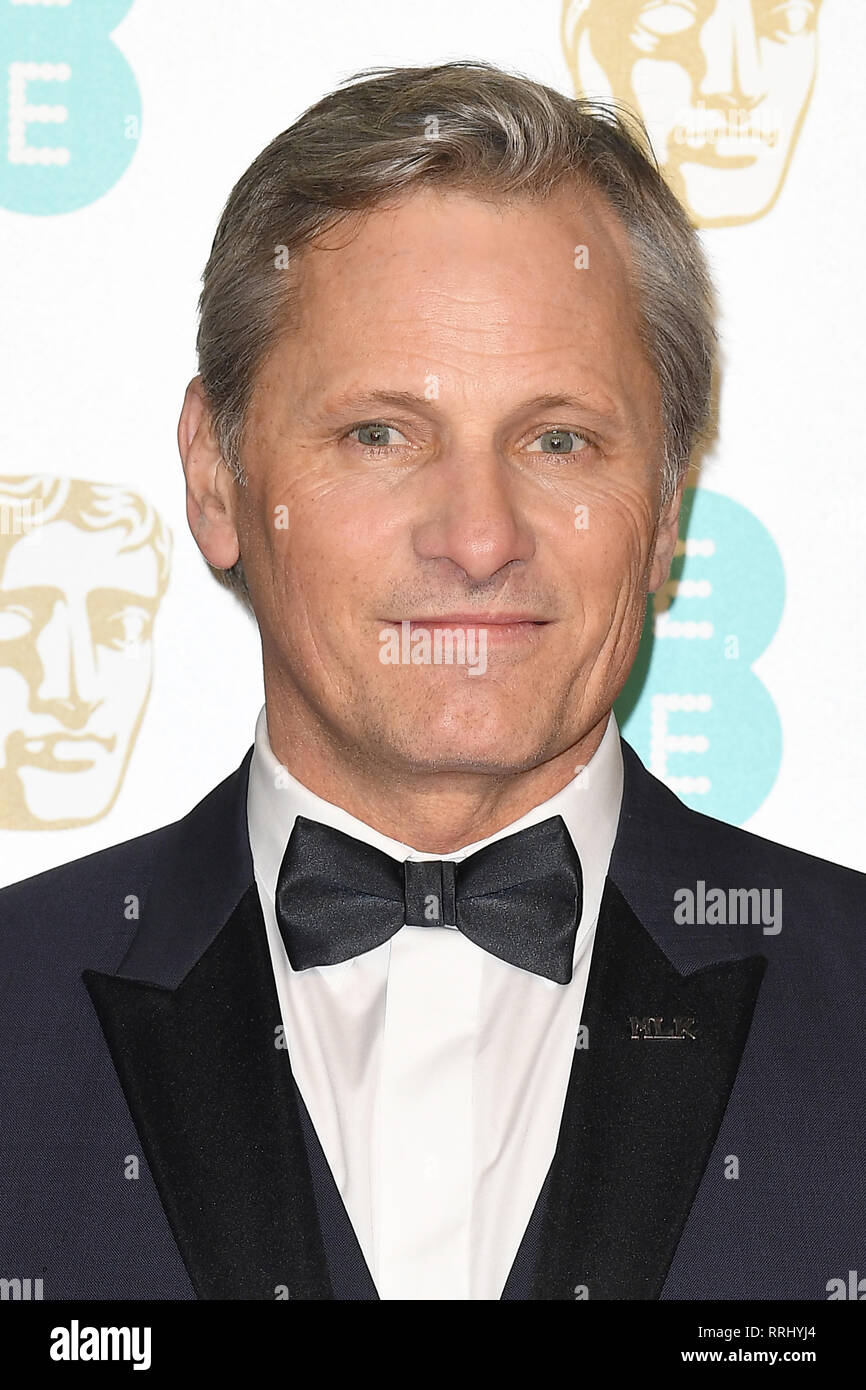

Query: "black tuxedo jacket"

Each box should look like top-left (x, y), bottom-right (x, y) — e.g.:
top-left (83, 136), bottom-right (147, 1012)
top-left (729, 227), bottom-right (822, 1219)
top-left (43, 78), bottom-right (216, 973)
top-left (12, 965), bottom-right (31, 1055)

top-left (1, 739), bottom-right (864, 1300)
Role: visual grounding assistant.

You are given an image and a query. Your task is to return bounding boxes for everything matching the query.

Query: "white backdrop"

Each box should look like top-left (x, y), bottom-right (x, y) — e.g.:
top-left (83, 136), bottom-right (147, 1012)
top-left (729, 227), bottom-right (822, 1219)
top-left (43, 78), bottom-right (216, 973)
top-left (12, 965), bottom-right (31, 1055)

top-left (1, 0), bottom-right (864, 887)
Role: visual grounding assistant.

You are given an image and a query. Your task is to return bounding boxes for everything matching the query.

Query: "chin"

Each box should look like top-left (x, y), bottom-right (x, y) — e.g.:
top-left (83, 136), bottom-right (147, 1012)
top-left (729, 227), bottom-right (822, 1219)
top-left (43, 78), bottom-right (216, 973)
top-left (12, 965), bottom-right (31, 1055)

top-left (379, 717), bottom-right (553, 776)
top-left (401, 747), bottom-right (540, 776)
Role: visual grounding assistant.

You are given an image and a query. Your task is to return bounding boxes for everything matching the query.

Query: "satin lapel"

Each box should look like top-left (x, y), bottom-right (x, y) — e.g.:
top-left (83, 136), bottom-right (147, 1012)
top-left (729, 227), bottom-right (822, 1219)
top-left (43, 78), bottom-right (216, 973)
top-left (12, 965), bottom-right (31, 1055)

top-left (527, 875), bottom-right (766, 1300)
top-left (83, 882), bottom-right (332, 1300)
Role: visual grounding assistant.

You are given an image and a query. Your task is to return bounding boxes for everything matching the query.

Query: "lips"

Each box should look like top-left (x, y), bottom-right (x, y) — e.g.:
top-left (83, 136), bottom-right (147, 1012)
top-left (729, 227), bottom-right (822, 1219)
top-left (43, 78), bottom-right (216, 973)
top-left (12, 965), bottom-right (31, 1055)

top-left (399, 615), bottom-right (548, 627)
top-left (384, 616), bottom-right (548, 650)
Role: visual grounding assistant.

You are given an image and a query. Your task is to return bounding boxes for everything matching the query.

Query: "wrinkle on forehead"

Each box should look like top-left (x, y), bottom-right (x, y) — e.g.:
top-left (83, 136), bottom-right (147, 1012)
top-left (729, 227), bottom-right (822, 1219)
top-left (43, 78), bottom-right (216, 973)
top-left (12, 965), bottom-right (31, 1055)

top-left (249, 182), bottom-right (661, 453)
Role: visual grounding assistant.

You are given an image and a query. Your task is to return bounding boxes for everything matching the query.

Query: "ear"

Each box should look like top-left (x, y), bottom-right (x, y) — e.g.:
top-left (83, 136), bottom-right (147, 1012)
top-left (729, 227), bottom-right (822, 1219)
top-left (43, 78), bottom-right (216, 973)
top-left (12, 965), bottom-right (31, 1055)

top-left (177, 376), bottom-right (241, 570)
top-left (648, 472), bottom-right (686, 594)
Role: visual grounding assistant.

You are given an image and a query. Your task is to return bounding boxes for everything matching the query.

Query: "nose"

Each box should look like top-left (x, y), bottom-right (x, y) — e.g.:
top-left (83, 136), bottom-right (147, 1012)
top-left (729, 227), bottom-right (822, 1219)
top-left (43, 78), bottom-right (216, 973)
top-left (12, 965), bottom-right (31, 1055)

top-left (411, 445), bottom-right (535, 586)
top-left (33, 598), bottom-right (102, 726)
top-left (698, 0), bottom-right (767, 107)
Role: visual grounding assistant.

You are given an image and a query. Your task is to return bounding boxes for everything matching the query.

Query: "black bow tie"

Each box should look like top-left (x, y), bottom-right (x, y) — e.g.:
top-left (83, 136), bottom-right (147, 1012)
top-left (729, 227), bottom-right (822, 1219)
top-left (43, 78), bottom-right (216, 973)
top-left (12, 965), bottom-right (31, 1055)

top-left (274, 814), bottom-right (583, 984)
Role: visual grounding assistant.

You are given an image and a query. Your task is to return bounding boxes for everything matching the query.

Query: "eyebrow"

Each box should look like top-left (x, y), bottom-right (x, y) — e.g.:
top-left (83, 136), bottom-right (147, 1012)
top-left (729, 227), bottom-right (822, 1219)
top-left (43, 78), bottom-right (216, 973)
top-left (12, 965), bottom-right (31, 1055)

top-left (318, 388), bottom-right (621, 429)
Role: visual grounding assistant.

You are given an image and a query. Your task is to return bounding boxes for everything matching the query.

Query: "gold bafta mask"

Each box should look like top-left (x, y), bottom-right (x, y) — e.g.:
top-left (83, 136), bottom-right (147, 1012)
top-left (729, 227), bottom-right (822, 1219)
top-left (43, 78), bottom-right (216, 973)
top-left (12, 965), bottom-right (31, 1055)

top-left (0, 476), bottom-right (171, 830)
top-left (561, 0), bottom-right (822, 227)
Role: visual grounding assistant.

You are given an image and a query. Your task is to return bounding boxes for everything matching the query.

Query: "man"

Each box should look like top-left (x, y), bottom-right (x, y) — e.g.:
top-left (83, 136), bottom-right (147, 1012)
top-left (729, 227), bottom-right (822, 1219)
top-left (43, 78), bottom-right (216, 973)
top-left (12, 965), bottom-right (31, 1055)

top-left (1, 60), bottom-right (863, 1302)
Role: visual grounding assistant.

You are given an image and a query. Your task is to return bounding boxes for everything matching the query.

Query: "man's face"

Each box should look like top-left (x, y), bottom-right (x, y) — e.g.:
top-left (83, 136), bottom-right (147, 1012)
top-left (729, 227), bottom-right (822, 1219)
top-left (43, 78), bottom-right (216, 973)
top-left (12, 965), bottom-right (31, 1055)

top-left (0, 522), bottom-right (159, 827)
top-left (225, 186), bottom-right (678, 779)
top-left (563, 0), bottom-right (821, 227)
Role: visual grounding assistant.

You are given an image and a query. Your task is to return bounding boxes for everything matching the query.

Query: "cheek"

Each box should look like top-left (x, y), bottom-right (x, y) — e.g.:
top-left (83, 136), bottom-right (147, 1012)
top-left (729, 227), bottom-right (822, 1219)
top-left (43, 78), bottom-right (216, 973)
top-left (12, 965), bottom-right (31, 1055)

top-left (565, 490), bottom-right (656, 598)
top-left (258, 452), bottom-right (391, 561)
top-left (258, 492), bottom-right (386, 640)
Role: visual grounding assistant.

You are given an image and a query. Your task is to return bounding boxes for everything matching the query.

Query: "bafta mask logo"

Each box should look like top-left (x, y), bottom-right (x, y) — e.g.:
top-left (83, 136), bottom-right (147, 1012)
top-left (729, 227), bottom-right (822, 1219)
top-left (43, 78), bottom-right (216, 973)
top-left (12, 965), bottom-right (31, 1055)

top-left (561, 0), bottom-right (822, 227)
top-left (0, 476), bottom-right (171, 830)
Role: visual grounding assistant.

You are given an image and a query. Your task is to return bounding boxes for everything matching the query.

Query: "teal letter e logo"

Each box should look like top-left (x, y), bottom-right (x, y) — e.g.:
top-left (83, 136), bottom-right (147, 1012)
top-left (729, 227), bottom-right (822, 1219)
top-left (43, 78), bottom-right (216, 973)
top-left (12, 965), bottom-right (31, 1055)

top-left (1, 0), bottom-right (141, 215)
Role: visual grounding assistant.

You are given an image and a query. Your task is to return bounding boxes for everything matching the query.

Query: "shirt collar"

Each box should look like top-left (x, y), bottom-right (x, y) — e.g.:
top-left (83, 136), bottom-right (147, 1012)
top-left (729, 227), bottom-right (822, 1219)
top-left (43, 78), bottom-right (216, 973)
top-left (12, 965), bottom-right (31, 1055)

top-left (247, 703), bottom-right (623, 940)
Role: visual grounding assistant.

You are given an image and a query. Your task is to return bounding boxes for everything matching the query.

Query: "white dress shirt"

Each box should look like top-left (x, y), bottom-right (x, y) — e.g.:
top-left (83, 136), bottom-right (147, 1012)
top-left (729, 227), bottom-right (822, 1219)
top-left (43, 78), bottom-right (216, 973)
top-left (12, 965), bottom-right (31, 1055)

top-left (246, 704), bottom-right (624, 1300)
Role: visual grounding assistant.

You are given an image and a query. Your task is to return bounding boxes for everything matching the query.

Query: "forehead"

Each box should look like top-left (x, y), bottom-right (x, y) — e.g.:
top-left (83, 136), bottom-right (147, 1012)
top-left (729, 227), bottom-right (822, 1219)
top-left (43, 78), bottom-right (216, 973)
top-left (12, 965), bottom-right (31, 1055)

top-left (297, 183), bottom-right (638, 326)
top-left (261, 183), bottom-right (657, 419)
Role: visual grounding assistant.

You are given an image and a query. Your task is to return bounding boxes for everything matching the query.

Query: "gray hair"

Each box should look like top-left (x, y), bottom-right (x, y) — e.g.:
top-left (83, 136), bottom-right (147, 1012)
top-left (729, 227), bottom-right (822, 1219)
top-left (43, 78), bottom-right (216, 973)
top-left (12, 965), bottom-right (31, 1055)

top-left (196, 60), bottom-right (717, 611)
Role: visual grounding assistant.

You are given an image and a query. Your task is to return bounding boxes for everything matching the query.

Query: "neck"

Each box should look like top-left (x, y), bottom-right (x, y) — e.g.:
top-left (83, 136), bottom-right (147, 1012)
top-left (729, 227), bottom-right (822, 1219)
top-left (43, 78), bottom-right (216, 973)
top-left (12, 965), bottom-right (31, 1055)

top-left (262, 681), bottom-right (610, 855)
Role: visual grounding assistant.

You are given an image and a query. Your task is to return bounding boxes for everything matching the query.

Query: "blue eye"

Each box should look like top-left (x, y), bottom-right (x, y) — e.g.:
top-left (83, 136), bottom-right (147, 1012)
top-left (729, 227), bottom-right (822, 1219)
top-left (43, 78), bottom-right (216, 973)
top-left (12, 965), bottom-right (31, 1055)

top-left (351, 423), bottom-right (410, 448)
top-left (526, 429), bottom-right (590, 455)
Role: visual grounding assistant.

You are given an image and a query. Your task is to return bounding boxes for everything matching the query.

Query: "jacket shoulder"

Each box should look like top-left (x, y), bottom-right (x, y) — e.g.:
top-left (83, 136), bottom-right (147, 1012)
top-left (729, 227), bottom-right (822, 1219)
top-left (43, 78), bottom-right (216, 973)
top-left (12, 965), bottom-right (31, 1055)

top-left (0, 750), bottom-right (253, 978)
top-left (666, 790), bottom-right (864, 895)
top-left (615, 739), bottom-right (866, 955)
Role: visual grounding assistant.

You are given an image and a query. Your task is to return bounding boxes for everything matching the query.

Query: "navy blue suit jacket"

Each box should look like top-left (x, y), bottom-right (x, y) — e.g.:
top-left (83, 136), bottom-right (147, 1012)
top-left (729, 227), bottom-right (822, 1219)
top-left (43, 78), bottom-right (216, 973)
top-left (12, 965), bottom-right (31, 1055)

top-left (1, 739), bottom-right (864, 1300)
